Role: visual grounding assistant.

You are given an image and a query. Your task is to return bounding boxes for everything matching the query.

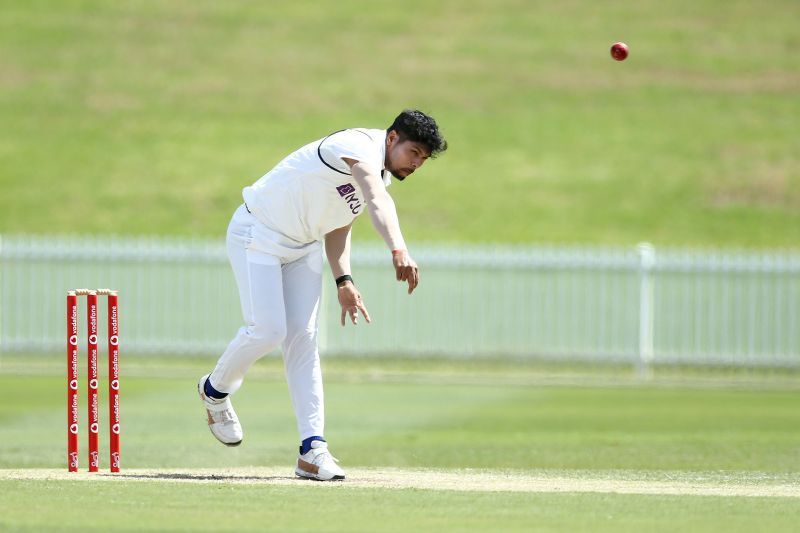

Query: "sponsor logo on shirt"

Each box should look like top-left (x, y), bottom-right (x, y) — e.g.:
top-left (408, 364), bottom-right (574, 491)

top-left (336, 183), bottom-right (362, 214)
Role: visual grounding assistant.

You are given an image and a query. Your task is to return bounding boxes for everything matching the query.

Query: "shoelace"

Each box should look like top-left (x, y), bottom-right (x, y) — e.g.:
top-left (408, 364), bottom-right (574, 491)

top-left (210, 408), bottom-right (236, 424)
top-left (310, 448), bottom-right (340, 464)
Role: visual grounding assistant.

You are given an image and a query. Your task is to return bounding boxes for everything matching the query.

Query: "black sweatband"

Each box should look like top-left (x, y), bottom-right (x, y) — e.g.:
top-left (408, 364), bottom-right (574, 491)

top-left (335, 275), bottom-right (353, 287)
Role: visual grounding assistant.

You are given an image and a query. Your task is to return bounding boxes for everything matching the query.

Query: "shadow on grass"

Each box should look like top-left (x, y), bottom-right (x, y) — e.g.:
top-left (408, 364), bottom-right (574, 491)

top-left (107, 473), bottom-right (294, 482)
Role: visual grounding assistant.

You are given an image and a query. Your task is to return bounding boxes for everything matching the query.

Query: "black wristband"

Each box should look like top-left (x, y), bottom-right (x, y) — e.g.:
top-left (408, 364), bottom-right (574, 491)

top-left (335, 275), bottom-right (353, 287)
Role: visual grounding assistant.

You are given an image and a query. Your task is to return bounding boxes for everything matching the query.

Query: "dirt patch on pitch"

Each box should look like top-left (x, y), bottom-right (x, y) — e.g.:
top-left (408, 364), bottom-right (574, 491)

top-left (1, 468), bottom-right (798, 498)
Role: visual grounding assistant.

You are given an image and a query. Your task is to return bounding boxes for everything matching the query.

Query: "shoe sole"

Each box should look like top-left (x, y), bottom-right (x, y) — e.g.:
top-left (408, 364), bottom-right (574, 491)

top-left (295, 467), bottom-right (345, 481)
top-left (204, 416), bottom-right (244, 447)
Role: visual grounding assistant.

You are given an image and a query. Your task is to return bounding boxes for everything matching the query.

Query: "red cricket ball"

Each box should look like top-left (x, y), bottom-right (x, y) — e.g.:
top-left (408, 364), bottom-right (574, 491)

top-left (610, 42), bottom-right (629, 61)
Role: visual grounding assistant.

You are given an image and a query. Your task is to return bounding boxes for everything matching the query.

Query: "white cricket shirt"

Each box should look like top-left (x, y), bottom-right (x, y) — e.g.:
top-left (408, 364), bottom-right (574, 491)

top-left (242, 128), bottom-right (392, 245)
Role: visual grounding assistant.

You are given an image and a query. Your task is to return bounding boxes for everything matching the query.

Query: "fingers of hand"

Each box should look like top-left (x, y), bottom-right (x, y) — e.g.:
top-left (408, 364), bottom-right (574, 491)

top-left (339, 286), bottom-right (366, 326)
top-left (394, 260), bottom-right (419, 292)
top-left (404, 266), bottom-right (419, 294)
top-left (358, 302), bottom-right (372, 323)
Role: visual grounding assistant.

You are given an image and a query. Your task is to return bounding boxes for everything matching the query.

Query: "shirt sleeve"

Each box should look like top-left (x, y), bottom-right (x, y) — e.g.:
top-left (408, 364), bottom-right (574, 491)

top-left (318, 129), bottom-right (381, 174)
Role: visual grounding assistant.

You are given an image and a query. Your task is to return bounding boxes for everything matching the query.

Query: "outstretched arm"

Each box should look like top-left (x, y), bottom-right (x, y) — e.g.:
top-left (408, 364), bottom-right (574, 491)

top-left (325, 222), bottom-right (353, 280)
top-left (344, 159), bottom-right (420, 294)
top-left (325, 223), bottom-right (370, 326)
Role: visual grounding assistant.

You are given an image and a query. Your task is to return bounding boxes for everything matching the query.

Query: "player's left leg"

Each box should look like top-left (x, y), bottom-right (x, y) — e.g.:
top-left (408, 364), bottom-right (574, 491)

top-left (281, 248), bottom-right (345, 481)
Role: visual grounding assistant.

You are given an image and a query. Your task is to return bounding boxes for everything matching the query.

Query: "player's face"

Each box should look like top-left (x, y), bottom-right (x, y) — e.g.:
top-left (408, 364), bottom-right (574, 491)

top-left (385, 131), bottom-right (431, 181)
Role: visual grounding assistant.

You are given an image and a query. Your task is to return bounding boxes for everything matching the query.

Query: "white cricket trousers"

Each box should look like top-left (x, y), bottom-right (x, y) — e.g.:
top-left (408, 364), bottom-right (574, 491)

top-left (209, 205), bottom-right (325, 440)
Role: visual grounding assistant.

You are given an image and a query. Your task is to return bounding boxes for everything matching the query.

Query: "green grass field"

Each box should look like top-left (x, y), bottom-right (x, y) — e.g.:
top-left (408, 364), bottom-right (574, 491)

top-left (1, 0), bottom-right (798, 246)
top-left (1, 355), bottom-right (799, 531)
top-left (2, 1), bottom-right (799, 530)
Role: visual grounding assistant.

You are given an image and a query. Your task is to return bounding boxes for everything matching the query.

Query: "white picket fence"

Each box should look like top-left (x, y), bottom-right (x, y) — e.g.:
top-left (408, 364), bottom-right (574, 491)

top-left (0, 234), bottom-right (798, 369)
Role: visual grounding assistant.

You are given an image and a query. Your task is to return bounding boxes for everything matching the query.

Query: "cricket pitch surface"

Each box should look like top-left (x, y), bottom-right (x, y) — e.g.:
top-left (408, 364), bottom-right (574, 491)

top-left (2, 468), bottom-right (798, 498)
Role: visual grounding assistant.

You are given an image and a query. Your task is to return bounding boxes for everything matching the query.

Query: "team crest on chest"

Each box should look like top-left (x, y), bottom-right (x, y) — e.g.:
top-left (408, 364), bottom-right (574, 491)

top-left (336, 183), bottom-right (362, 214)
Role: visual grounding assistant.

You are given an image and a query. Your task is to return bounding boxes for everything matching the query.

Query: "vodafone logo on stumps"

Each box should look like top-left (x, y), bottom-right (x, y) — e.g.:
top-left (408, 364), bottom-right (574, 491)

top-left (69, 423), bottom-right (79, 435)
top-left (111, 379), bottom-right (120, 391)
top-left (89, 379), bottom-right (98, 389)
top-left (89, 334), bottom-right (97, 344)
top-left (109, 335), bottom-right (119, 346)
top-left (69, 379), bottom-right (78, 390)
top-left (90, 422), bottom-right (99, 433)
top-left (69, 335), bottom-right (78, 346)
top-left (112, 423), bottom-right (121, 435)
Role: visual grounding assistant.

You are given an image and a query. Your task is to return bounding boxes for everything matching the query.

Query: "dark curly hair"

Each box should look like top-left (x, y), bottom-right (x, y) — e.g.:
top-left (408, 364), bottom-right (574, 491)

top-left (387, 109), bottom-right (448, 158)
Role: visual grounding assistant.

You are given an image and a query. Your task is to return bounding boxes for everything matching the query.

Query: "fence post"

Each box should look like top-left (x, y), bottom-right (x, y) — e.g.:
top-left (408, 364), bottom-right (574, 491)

top-left (637, 242), bottom-right (655, 378)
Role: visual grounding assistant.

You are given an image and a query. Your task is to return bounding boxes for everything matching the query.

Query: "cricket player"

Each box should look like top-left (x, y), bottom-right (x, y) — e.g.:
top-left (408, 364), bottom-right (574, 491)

top-left (198, 110), bottom-right (447, 480)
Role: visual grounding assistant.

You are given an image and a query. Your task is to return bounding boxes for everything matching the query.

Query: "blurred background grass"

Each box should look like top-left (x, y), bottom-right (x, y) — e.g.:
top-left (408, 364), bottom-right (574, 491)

top-left (4, 356), bottom-right (800, 472)
top-left (1, 0), bottom-right (797, 246)
top-left (2, 3), bottom-right (799, 529)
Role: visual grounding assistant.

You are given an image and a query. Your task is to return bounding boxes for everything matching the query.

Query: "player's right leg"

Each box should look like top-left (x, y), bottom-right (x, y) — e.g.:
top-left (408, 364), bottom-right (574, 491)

top-left (198, 205), bottom-right (288, 446)
top-left (282, 250), bottom-right (344, 481)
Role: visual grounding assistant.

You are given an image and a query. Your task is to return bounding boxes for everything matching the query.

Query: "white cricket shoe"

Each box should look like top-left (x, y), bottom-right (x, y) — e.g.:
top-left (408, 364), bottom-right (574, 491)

top-left (295, 440), bottom-right (346, 481)
top-left (197, 374), bottom-right (243, 447)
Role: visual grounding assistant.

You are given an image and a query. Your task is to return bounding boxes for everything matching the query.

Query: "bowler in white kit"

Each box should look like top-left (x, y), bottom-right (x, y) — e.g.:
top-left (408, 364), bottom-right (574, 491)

top-left (198, 110), bottom-right (447, 480)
